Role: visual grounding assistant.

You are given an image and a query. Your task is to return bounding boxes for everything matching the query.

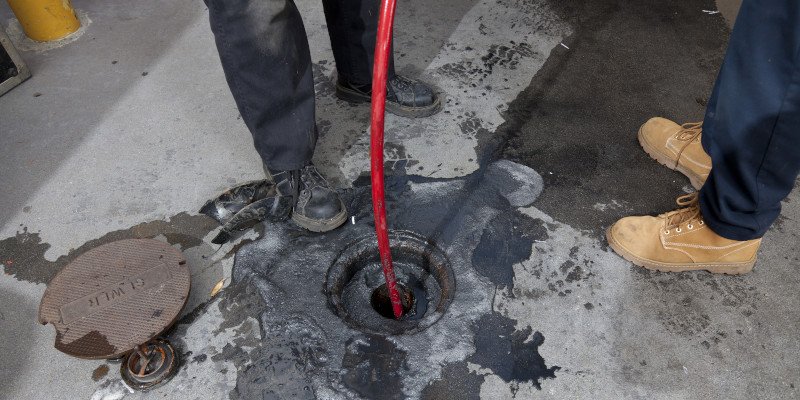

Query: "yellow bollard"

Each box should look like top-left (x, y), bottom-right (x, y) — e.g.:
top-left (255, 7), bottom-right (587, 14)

top-left (5, 0), bottom-right (81, 42)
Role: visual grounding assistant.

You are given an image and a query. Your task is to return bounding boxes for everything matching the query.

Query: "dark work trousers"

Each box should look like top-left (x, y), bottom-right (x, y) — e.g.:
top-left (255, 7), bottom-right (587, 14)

top-left (699, 0), bottom-right (800, 241)
top-left (204, 0), bottom-right (395, 171)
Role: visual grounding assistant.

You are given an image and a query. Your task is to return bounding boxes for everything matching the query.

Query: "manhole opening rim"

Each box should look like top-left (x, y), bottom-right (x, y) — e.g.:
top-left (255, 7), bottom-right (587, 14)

top-left (325, 230), bottom-right (455, 335)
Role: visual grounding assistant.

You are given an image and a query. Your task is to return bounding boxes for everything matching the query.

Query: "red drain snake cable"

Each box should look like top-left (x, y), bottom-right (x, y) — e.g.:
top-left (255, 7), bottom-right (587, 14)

top-left (370, 0), bottom-right (403, 319)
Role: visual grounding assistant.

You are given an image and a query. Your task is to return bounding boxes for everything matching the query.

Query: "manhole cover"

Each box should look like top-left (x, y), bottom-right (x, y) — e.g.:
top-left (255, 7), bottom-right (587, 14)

top-left (326, 230), bottom-right (455, 335)
top-left (38, 239), bottom-right (190, 359)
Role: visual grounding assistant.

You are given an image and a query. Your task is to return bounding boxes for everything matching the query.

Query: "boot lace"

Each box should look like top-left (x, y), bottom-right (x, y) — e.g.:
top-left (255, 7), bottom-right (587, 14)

top-left (661, 192), bottom-right (704, 234)
top-left (389, 75), bottom-right (412, 91)
top-left (672, 122), bottom-right (702, 167)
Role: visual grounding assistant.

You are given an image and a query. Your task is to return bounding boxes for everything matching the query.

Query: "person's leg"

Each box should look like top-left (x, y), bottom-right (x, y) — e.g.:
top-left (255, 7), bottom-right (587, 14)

top-left (320, 0), bottom-right (393, 85)
top-left (205, 0), bottom-right (315, 171)
top-left (321, 0), bottom-right (441, 117)
top-left (699, 0), bottom-right (800, 241)
top-left (607, 0), bottom-right (800, 273)
top-left (204, 0), bottom-right (346, 232)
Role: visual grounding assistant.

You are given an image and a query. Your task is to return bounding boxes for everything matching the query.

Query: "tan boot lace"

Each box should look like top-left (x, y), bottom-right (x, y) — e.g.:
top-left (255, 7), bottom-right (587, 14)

top-left (672, 122), bottom-right (702, 168)
top-left (661, 192), bottom-right (704, 234)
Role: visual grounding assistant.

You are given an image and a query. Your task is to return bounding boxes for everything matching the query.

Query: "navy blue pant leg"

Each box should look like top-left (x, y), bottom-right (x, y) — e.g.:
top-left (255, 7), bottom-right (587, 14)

top-left (205, 0), bottom-right (317, 171)
top-left (322, 0), bottom-right (396, 86)
top-left (699, 0), bottom-right (800, 241)
top-left (205, 0), bottom-right (389, 171)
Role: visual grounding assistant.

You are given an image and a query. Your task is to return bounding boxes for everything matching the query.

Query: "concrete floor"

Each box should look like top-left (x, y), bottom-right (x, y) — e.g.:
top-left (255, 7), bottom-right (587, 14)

top-left (1, 0), bottom-right (798, 399)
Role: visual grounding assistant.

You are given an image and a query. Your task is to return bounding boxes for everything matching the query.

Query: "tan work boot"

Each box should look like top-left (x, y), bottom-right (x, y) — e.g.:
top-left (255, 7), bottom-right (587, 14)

top-left (606, 193), bottom-right (761, 274)
top-left (638, 118), bottom-right (711, 189)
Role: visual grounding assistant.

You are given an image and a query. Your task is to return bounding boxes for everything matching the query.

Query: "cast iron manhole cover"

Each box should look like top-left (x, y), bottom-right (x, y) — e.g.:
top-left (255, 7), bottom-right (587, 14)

top-left (38, 239), bottom-right (190, 359)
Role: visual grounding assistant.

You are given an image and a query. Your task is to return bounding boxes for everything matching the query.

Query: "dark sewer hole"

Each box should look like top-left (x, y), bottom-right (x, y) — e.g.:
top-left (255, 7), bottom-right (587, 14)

top-left (326, 230), bottom-right (454, 335)
top-left (369, 280), bottom-right (428, 321)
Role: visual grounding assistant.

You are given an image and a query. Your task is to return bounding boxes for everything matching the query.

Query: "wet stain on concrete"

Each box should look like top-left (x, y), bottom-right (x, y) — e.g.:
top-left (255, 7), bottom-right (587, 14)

top-left (232, 314), bottom-right (327, 400)
top-left (420, 361), bottom-right (483, 400)
top-left (192, 354), bottom-right (207, 364)
top-left (468, 313), bottom-right (559, 393)
top-left (472, 212), bottom-right (547, 289)
top-left (172, 278), bottom-right (331, 400)
top-left (508, 244), bottom-right (597, 301)
top-left (341, 335), bottom-right (409, 400)
top-left (0, 213), bottom-right (219, 285)
top-left (224, 158), bottom-right (555, 398)
top-left (91, 364), bottom-right (109, 382)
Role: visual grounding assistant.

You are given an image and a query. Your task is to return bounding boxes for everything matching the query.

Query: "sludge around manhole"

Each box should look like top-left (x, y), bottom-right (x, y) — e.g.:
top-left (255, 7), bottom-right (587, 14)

top-left (325, 230), bottom-right (454, 335)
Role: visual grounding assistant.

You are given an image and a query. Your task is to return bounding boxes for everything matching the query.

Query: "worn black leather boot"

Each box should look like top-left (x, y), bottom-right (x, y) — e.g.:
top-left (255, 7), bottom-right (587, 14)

top-left (265, 164), bottom-right (348, 232)
top-left (335, 74), bottom-right (441, 117)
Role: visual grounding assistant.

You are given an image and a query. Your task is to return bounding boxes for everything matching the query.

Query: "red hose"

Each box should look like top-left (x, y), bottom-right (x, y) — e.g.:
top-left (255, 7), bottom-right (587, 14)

top-left (370, 0), bottom-right (403, 319)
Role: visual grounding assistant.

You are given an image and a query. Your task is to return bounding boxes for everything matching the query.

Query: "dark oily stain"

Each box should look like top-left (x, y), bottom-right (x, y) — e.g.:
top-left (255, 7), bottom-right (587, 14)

top-left (341, 335), bottom-right (409, 400)
top-left (92, 364), bottom-right (110, 381)
top-left (210, 342), bottom-right (248, 365)
top-left (167, 278), bottom-right (266, 371)
top-left (508, 329), bottom-right (559, 388)
top-left (472, 213), bottom-right (548, 289)
top-left (230, 160), bottom-right (544, 397)
top-left (192, 354), bottom-right (208, 364)
top-left (0, 213), bottom-right (219, 285)
top-left (174, 280), bottom-right (327, 400)
top-left (232, 316), bottom-right (327, 400)
top-left (0, 227), bottom-right (54, 284)
top-left (56, 330), bottom-right (115, 358)
top-left (468, 313), bottom-right (559, 392)
top-left (211, 277), bottom-right (270, 337)
top-left (235, 351), bottom-right (316, 400)
top-left (421, 362), bottom-right (483, 400)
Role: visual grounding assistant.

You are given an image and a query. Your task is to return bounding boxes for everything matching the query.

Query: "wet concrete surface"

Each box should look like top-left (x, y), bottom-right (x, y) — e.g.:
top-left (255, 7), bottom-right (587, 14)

top-left (2, 0), bottom-right (800, 398)
top-left (221, 160), bottom-right (553, 398)
top-left (499, 0), bottom-right (730, 237)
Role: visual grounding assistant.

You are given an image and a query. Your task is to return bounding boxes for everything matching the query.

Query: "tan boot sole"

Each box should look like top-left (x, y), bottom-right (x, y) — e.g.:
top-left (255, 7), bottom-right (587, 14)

top-left (638, 124), bottom-right (705, 190)
top-left (606, 226), bottom-right (755, 274)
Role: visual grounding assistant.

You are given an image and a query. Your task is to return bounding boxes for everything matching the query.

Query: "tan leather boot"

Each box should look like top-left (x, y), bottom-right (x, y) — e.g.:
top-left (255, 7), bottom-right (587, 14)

top-left (638, 118), bottom-right (711, 190)
top-left (606, 193), bottom-right (761, 274)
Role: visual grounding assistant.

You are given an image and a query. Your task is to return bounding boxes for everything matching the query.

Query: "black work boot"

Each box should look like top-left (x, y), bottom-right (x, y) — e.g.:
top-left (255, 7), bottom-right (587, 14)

top-left (335, 74), bottom-right (441, 118)
top-left (265, 164), bottom-right (347, 232)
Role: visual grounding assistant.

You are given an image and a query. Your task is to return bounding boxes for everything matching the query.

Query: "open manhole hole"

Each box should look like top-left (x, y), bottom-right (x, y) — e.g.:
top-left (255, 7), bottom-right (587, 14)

top-left (326, 230), bottom-right (455, 335)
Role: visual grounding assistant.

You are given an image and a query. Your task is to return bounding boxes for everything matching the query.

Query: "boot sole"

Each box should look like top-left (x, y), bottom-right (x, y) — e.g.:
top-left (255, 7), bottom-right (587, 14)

top-left (335, 84), bottom-right (442, 118)
top-left (638, 124), bottom-right (705, 190)
top-left (606, 226), bottom-right (755, 274)
top-left (291, 198), bottom-right (348, 233)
